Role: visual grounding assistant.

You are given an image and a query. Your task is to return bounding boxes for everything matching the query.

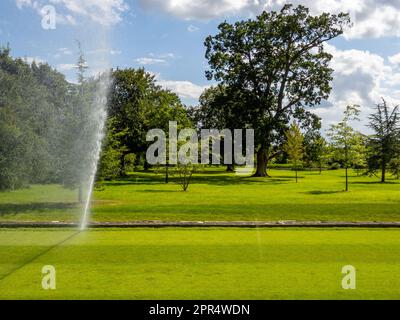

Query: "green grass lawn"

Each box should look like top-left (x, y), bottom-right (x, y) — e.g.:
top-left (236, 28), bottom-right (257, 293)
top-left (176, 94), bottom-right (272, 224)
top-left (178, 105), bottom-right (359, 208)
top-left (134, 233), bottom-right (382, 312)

top-left (0, 228), bottom-right (400, 300)
top-left (1, 168), bottom-right (400, 223)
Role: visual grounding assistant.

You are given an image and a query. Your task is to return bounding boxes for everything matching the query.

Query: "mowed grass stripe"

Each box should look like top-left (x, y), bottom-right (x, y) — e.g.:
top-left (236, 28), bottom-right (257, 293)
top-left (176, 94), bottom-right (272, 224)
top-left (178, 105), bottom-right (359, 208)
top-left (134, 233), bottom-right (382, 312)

top-left (0, 230), bottom-right (79, 282)
top-left (0, 228), bottom-right (400, 299)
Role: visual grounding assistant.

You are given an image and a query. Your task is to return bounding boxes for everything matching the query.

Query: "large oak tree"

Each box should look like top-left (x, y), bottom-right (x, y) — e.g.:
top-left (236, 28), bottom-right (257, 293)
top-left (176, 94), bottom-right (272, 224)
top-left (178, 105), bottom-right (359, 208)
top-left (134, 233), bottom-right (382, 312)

top-left (205, 4), bottom-right (351, 176)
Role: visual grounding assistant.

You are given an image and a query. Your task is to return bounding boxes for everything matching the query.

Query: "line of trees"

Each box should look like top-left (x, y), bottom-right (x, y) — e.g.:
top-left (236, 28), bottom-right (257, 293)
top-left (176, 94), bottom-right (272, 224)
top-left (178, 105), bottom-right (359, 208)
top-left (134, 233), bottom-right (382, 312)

top-left (202, 4), bottom-right (351, 177)
top-left (0, 44), bottom-right (116, 196)
top-left (1, 4), bottom-right (399, 195)
top-left (0, 44), bottom-right (192, 194)
top-left (276, 101), bottom-right (400, 189)
top-left (189, 5), bottom-right (400, 189)
top-left (0, 45), bottom-right (78, 191)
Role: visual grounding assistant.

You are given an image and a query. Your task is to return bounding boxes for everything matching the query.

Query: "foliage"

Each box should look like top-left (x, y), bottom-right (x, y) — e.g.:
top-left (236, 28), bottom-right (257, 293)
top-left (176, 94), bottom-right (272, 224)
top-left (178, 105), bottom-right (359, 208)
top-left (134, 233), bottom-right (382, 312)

top-left (205, 4), bottom-right (350, 176)
top-left (388, 157), bottom-right (400, 180)
top-left (329, 162), bottom-right (341, 170)
top-left (170, 164), bottom-right (199, 192)
top-left (304, 132), bottom-right (329, 173)
top-left (366, 99), bottom-right (400, 182)
top-left (107, 68), bottom-right (191, 173)
top-left (124, 153), bottom-right (136, 173)
top-left (189, 85), bottom-right (250, 171)
top-left (283, 123), bottom-right (304, 182)
top-left (3, 168), bottom-right (400, 223)
top-left (98, 118), bottom-right (128, 181)
top-left (327, 105), bottom-right (365, 191)
top-left (0, 46), bottom-right (71, 190)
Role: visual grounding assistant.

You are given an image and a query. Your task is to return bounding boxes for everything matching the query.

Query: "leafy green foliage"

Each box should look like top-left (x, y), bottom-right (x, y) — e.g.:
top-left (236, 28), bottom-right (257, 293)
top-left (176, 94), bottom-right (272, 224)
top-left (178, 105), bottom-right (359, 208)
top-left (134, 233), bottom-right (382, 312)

top-left (327, 105), bottom-right (366, 191)
top-left (205, 4), bottom-right (351, 176)
top-left (106, 68), bottom-right (191, 174)
top-left (98, 118), bottom-right (128, 181)
top-left (0, 46), bottom-right (71, 190)
top-left (366, 99), bottom-right (400, 182)
top-left (283, 123), bottom-right (304, 182)
top-left (170, 164), bottom-right (199, 192)
top-left (304, 133), bottom-right (329, 173)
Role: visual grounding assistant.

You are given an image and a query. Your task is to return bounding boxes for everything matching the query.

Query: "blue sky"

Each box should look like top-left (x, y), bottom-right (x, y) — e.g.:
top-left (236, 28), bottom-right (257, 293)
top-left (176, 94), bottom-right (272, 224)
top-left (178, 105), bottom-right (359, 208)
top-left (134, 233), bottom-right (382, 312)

top-left (1, 0), bottom-right (400, 130)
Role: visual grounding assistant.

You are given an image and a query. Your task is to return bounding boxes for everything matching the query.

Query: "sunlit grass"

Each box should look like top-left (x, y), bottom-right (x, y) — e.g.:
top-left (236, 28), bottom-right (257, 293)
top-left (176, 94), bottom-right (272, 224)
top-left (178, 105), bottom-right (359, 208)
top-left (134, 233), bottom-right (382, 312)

top-left (1, 168), bottom-right (400, 222)
top-left (0, 228), bottom-right (400, 300)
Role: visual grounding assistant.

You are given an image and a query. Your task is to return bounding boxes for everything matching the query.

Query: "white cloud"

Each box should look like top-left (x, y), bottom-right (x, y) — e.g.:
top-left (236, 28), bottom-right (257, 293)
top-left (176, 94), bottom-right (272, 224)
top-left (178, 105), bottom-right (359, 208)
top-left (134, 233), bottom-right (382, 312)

top-left (156, 77), bottom-right (209, 100)
top-left (56, 14), bottom-right (77, 26)
top-left (16, 0), bottom-right (129, 26)
top-left (187, 24), bottom-right (200, 32)
top-left (53, 47), bottom-right (73, 58)
top-left (24, 56), bottom-right (45, 64)
top-left (135, 53), bottom-right (175, 66)
top-left (389, 53), bottom-right (400, 66)
top-left (267, 0), bottom-right (400, 39)
top-left (56, 63), bottom-right (76, 71)
top-left (314, 44), bottom-right (400, 131)
top-left (139, 0), bottom-right (261, 20)
top-left (16, 0), bottom-right (37, 9)
top-left (156, 53), bottom-right (175, 59)
top-left (139, 0), bottom-right (400, 39)
top-left (87, 48), bottom-right (122, 55)
top-left (110, 49), bottom-right (122, 55)
top-left (136, 57), bottom-right (167, 65)
top-left (59, 47), bottom-right (72, 55)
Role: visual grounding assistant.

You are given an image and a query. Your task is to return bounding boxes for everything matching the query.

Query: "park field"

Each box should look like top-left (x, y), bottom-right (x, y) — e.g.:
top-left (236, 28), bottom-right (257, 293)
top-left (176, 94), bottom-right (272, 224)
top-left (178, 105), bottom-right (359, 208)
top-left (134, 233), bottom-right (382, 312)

top-left (0, 168), bottom-right (400, 223)
top-left (0, 228), bottom-right (400, 300)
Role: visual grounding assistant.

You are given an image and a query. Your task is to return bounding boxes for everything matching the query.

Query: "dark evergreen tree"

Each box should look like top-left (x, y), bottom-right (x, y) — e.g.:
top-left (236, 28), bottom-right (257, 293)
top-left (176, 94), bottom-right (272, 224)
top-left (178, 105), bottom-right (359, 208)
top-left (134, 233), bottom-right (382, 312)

top-left (366, 99), bottom-right (400, 183)
top-left (205, 4), bottom-right (351, 176)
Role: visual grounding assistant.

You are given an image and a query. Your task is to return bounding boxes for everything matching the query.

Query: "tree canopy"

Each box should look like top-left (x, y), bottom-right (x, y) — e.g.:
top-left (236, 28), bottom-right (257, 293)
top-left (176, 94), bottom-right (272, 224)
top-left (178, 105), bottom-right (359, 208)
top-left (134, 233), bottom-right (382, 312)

top-left (283, 123), bottom-right (304, 183)
top-left (366, 99), bottom-right (400, 182)
top-left (205, 4), bottom-right (351, 176)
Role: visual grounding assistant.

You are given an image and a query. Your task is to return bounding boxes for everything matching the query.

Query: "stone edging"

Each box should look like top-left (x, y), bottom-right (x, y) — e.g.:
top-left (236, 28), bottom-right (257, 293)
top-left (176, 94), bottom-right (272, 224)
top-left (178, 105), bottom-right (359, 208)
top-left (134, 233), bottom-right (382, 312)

top-left (1, 221), bottom-right (400, 228)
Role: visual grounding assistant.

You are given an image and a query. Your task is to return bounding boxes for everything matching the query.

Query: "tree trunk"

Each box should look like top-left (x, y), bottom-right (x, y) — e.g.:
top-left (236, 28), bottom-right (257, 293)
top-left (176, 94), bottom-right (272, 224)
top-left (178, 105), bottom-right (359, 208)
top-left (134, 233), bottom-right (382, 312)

top-left (226, 164), bottom-right (235, 172)
top-left (165, 164), bottom-right (169, 184)
top-left (382, 162), bottom-right (386, 183)
top-left (144, 160), bottom-right (150, 171)
top-left (345, 167), bottom-right (349, 192)
top-left (120, 152), bottom-right (128, 177)
top-left (295, 161), bottom-right (298, 183)
top-left (253, 148), bottom-right (269, 177)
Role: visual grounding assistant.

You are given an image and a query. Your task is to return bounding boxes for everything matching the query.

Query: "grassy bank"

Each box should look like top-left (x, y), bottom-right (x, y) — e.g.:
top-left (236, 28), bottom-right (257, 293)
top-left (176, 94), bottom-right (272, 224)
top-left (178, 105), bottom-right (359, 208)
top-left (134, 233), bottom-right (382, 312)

top-left (1, 169), bottom-right (400, 222)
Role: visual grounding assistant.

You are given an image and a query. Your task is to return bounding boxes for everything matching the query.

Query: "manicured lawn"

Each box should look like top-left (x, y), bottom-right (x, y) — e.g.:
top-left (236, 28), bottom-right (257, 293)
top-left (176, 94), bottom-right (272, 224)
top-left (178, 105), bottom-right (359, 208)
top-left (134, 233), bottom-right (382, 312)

top-left (0, 228), bottom-right (400, 299)
top-left (1, 169), bottom-right (400, 223)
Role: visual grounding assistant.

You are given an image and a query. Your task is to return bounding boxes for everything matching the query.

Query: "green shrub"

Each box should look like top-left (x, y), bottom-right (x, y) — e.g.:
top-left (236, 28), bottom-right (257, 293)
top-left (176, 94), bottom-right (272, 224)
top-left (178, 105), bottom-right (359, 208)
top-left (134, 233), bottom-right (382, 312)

top-left (329, 162), bottom-right (341, 170)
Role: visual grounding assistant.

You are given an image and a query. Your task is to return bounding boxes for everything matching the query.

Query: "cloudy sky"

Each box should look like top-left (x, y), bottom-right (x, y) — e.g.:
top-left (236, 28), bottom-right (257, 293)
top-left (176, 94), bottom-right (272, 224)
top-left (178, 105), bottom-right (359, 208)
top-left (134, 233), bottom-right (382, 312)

top-left (1, 0), bottom-right (400, 131)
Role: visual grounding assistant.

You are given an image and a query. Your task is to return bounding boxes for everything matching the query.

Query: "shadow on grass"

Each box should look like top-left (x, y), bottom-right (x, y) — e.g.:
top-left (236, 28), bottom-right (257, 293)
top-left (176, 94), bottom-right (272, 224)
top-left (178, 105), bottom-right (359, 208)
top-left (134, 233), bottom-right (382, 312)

top-left (191, 173), bottom-right (298, 186)
top-left (350, 181), bottom-right (400, 185)
top-left (135, 189), bottom-right (179, 193)
top-left (0, 202), bottom-right (78, 216)
top-left (103, 173), bottom-right (294, 187)
top-left (104, 178), bottom-right (163, 187)
top-left (305, 190), bottom-right (344, 195)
